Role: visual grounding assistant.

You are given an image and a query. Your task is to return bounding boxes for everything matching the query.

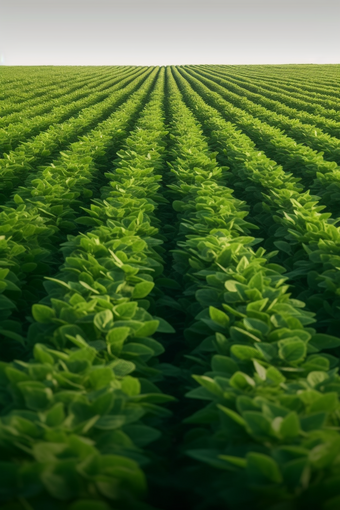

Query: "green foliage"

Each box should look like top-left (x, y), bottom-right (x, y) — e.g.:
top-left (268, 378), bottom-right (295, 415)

top-left (1, 64), bottom-right (340, 510)
top-left (168, 65), bottom-right (340, 510)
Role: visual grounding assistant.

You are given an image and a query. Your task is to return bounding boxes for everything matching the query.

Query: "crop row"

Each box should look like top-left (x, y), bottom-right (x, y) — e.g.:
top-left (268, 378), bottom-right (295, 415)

top-left (0, 66), bottom-right (180, 510)
top-left (0, 67), bottom-right (137, 128)
top-left (0, 67), bottom-right (115, 106)
top-left (190, 66), bottom-right (340, 164)
top-left (0, 68), bottom-right (150, 155)
top-left (194, 66), bottom-right (340, 140)
top-left (215, 65), bottom-right (340, 107)
top-left (179, 67), bottom-right (340, 211)
top-left (213, 65), bottom-right (340, 98)
top-left (171, 67), bottom-right (340, 335)
top-left (0, 67), bottom-right (150, 201)
top-left (162, 67), bottom-right (340, 510)
top-left (0, 68), bottom-right (156, 361)
top-left (205, 65), bottom-right (340, 113)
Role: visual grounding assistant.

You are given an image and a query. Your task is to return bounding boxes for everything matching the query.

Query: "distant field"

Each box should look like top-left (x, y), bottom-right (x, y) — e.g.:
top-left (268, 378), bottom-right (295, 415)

top-left (0, 64), bottom-right (340, 510)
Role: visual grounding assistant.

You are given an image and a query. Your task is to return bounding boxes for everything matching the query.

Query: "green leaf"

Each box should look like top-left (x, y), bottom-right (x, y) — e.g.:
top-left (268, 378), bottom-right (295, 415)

top-left (114, 302), bottom-right (137, 319)
top-left (247, 298), bottom-right (268, 312)
top-left (134, 337), bottom-right (164, 356)
top-left (134, 320), bottom-right (159, 338)
top-left (302, 356), bottom-right (329, 373)
top-left (75, 216), bottom-right (101, 226)
top-left (79, 281), bottom-right (99, 294)
top-left (309, 393), bottom-right (338, 413)
top-left (106, 327), bottom-right (130, 345)
top-left (18, 382), bottom-right (53, 411)
top-left (13, 194), bottom-right (24, 205)
top-left (217, 404), bottom-right (246, 427)
top-left (32, 304), bottom-right (56, 324)
top-left (309, 438), bottom-right (340, 469)
top-left (278, 338), bottom-right (306, 363)
top-left (247, 452), bottom-right (283, 483)
top-left (123, 425), bottom-right (161, 447)
top-left (5, 367), bottom-right (30, 383)
top-left (132, 281), bottom-right (154, 299)
top-left (300, 412), bottom-right (326, 432)
top-left (0, 295), bottom-right (16, 310)
top-left (307, 371), bottom-right (329, 387)
top-left (68, 347), bottom-right (96, 363)
top-left (121, 376), bottom-right (141, 396)
top-left (94, 310), bottom-right (113, 332)
top-left (243, 412), bottom-right (273, 438)
top-left (274, 240), bottom-right (292, 255)
top-left (209, 306), bottom-right (229, 328)
top-left (310, 333), bottom-right (340, 351)
top-left (266, 366), bottom-right (286, 384)
top-left (248, 272), bottom-right (264, 291)
top-left (41, 462), bottom-right (77, 499)
top-left (218, 455), bottom-right (246, 468)
top-left (89, 367), bottom-right (113, 390)
top-left (46, 403), bottom-right (65, 427)
top-left (244, 317), bottom-right (269, 336)
top-left (95, 407), bottom-right (145, 430)
top-left (33, 344), bottom-right (55, 365)
top-left (106, 327), bottom-right (130, 355)
top-left (211, 355), bottom-right (238, 376)
top-left (222, 303), bottom-right (246, 318)
top-left (122, 343), bottom-right (154, 359)
top-left (111, 359), bottom-right (135, 376)
top-left (230, 326), bottom-right (261, 343)
top-left (154, 316), bottom-right (176, 333)
top-left (281, 457), bottom-right (309, 489)
top-left (94, 415), bottom-right (127, 430)
top-left (225, 280), bottom-right (238, 292)
top-left (231, 344), bottom-right (263, 361)
top-left (253, 360), bottom-right (266, 380)
top-left (236, 256), bottom-right (249, 273)
top-left (192, 375), bottom-right (223, 396)
top-left (229, 372), bottom-right (255, 390)
top-left (280, 412), bottom-right (300, 439)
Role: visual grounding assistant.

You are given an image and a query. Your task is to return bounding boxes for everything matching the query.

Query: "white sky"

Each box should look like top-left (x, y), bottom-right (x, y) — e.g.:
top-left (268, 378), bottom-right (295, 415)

top-left (0, 0), bottom-right (339, 66)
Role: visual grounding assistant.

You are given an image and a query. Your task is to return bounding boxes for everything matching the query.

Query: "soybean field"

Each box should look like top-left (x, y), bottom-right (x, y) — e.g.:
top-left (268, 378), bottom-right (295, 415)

top-left (1, 64), bottom-right (340, 510)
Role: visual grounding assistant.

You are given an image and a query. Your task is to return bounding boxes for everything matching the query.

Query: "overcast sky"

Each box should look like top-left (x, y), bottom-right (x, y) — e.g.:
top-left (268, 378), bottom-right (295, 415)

top-left (0, 0), bottom-right (339, 66)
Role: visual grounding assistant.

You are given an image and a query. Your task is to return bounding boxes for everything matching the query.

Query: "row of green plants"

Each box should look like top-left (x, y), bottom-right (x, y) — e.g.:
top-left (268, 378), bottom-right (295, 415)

top-left (203, 65), bottom-right (340, 115)
top-left (0, 66), bottom-right (177, 510)
top-left (0, 67), bottom-right (112, 108)
top-left (0, 67), bottom-right (135, 128)
top-left (0, 67), bottom-right (150, 201)
top-left (213, 65), bottom-right (340, 99)
top-left (172, 66), bottom-right (340, 339)
top-left (0, 68), bottom-right (157, 361)
top-left (230, 64), bottom-right (340, 87)
top-left (214, 65), bottom-right (340, 106)
top-left (0, 69), bottom-right (147, 155)
top-left (190, 66), bottom-right (340, 165)
top-left (165, 66), bottom-right (340, 510)
top-left (179, 67), bottom-right (340, 215)
top-left (194, 66), bottom-right (340, 140)
top-left (201, 64), bottom-right (340, 125)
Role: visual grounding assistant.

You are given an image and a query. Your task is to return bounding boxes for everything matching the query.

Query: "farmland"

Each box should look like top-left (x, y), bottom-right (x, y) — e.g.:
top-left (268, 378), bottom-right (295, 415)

top-left (0, 63), bottom-right (340, 510)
